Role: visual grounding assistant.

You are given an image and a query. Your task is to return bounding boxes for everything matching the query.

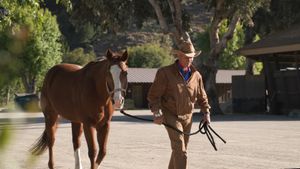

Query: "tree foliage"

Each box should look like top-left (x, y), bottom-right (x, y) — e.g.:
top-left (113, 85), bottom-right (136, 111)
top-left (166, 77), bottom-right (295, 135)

top-left (43, 0), bottom-right (270, 114)
top-left (270, 0), bottom-right (300, 28)
top-left (194, 21), bottom-right (246, 69)
top-left (252, 0), bottom-right (300, 36)
top-left (128, 43), bottom-right (173, 68)
top-left (0, 0), bottom-right (62, 93)
top-left (192, 0), bottom-right (270, 114)
top-left (45, 0), bottom-right (191, 50)
top-left (51, 0), bottom-right (193, 50)
top-left (62, 48), bottom-right (96, 66)
top-left (243, 0), bottom-right (300, 75)
top-left (218, 21), bottom-right (245, 69)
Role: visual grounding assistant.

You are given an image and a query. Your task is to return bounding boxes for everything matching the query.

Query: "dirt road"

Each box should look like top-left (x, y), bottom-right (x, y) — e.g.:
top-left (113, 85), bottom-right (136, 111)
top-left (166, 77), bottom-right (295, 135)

top-left (0, 110), bottom-right (299, 169)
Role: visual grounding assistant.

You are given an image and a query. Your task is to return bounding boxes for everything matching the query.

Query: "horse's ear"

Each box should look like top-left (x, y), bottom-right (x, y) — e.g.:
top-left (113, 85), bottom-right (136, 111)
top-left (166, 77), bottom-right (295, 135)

top-left (106, 49), bottom-right (113, 60)
top-left (121, 50), bottom-right (128, 62)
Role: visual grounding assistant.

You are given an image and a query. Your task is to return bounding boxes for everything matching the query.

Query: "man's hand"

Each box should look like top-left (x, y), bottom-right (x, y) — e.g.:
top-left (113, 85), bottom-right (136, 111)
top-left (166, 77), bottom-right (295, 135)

top-left (202, 110), bottom-right (211, 124)
top-left (152, 111), bottom-right (164, 125)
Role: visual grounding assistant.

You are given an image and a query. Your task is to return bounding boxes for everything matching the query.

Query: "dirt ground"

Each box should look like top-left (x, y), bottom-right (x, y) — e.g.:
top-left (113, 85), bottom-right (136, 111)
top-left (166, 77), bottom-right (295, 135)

top-left (0, 110), bottom-right (300, 169)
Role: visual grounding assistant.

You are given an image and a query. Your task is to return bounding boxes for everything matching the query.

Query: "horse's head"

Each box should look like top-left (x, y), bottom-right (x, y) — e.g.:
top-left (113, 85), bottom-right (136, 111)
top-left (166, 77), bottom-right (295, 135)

top-left (106, 49), bottom-right (128, 109)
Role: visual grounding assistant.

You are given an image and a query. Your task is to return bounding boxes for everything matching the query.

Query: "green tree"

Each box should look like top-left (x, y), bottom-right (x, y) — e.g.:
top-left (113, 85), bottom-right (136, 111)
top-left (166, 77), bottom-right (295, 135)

top-left (45, 0), bottom-right (141, 49)
top-left (244, 0), bottom-right (300, 74)
top-left (128, 43), bottom-right (173, 68)
top-left (62, 48), bottom-right (96, 65)
top-left (51, 0), bottom-right (270, 114)
top-left (45, 0), bottom-right (191, 50)
top-left (145, 0), bottom-right (269, 114)
top-left (0, 0), bottom-right (63, 93)
top-left (219, 22), bottom-right (245, 69)
top-left (193, 0), bottom-right (270, 114)
top-left (255, 0), bottom-right (300, 34)
top-left (194, 20), bottom-right (246, 70)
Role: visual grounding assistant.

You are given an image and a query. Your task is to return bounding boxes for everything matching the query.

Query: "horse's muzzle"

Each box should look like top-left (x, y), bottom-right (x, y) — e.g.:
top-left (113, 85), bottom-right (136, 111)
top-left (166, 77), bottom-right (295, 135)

top-left (113, 97), bottom-right (124, 110)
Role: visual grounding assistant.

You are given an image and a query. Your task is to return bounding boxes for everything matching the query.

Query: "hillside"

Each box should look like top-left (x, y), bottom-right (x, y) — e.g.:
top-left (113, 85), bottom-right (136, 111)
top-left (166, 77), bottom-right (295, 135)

top-left (93, 2), bottom-right (212, 57)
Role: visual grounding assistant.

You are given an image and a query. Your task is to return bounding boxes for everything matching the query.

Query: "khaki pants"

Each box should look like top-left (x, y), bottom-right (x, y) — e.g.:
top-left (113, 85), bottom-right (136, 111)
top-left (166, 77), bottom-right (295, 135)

top-left (163, 113), bottom-right (193, 169)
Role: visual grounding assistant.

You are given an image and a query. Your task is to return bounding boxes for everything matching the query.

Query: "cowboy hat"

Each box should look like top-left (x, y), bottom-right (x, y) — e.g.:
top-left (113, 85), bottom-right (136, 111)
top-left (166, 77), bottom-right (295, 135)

top-left (172, 40), bottom-right (201, 57)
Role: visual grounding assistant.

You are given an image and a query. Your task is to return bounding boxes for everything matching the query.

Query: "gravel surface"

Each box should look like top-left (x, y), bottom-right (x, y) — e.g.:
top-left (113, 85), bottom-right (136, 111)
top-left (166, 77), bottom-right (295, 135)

top-left (0, 110), bottom-right (300, 169)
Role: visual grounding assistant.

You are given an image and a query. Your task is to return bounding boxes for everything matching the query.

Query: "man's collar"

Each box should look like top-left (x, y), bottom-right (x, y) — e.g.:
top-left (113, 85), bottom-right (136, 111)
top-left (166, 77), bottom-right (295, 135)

top-left (176, 60), bottom-right (190, 73)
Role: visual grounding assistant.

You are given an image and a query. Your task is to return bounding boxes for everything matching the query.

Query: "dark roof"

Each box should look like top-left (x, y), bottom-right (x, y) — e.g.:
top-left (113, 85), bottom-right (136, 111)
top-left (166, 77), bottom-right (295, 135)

top-left (238, 24), bottom-right (300, 57)
top-left (128, 68), bottom-right (245, 84)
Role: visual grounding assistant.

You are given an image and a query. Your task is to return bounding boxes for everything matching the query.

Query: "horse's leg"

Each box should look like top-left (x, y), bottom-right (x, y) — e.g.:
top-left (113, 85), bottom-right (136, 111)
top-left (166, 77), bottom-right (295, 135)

top-left (44, 111), bottom-right (58, 169)
top-left (72, 122), bottom-right (83, 169)
top-left (83, 124), bottom-right (98, 169)
top-left (95, 121), bottom-right (110, 165)
top-left (96, 105), bottom-right (113, 165)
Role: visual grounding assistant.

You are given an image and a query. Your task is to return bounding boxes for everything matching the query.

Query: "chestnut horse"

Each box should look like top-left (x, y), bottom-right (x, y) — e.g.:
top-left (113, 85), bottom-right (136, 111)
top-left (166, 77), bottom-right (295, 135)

top-left (30, 49), bottom-right (128, 169)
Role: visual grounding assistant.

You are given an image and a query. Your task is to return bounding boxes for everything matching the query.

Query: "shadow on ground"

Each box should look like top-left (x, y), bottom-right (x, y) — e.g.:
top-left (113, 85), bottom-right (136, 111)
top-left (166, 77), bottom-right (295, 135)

top-left (112, 112), bottom-right (300, 123)
top-left (1, 110), bottom-right (300, 125)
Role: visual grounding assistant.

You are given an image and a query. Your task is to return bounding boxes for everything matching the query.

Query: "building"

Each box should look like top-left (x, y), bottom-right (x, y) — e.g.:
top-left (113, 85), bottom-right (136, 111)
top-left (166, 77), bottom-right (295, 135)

top-left (237, 24), bottom-right (300, 114)
top-left (126, 68), bottom-right (245, 109)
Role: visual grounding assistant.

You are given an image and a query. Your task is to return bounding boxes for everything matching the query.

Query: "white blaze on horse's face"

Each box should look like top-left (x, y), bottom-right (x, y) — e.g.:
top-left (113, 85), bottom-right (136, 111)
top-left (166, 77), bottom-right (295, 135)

top-left (110, 64), bottom-right (124, 109)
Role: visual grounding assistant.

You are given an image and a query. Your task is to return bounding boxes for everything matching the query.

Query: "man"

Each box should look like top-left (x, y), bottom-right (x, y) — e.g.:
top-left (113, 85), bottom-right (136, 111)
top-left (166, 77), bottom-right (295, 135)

top-left (147, 39), bottom-right (211, 169)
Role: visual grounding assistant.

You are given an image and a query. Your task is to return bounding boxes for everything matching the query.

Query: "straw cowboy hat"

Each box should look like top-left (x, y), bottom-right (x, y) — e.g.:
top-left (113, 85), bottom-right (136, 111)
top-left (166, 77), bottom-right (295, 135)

top-left (172, 40), bottom-right (201, 58)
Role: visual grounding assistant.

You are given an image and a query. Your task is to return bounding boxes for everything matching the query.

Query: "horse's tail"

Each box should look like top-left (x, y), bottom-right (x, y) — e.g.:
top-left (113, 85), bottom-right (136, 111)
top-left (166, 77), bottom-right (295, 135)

top-left (29, 130), bottom-right (48, 155)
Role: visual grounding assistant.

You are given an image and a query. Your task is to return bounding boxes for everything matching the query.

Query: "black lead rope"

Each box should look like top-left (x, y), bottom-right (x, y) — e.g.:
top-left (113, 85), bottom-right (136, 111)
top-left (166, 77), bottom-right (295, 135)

top-left (119, 109), bottom-right (226, 151)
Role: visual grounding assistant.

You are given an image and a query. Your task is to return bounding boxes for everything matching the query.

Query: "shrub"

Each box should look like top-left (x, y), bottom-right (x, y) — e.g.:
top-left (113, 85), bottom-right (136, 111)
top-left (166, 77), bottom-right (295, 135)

top-left (62, 48), bottom-right (96, 66)
top-left (128, 43), bottom-right (174, 68)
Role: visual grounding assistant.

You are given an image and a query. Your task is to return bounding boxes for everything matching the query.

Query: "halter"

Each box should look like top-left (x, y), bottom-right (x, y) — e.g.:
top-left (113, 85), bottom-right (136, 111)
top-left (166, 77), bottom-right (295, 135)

top-left (108, 88), bottom-right (127, 96)
top-left (106, 63), bottom-right (128, 105)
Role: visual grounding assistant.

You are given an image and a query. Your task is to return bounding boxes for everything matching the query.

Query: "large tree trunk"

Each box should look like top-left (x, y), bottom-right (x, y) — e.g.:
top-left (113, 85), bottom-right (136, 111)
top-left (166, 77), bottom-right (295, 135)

top-left (149, 0), bottom-right (240, 114)
top-left (199, 57), bottom-right (222, 114)
top-left (206, 71), bottom-right (222, 115)
top-left (22, 75), bottom-right (36, 93)
top-left (244, 26), bottom-right (256, 75)
top-left (6, 87), bottom-right (10, 105)
top-left (205, 7), bottom-right (240, 114)
top-left (148, 0), bottom-right (186, 45)
top-left (246, 59), bottom-right (255, 75)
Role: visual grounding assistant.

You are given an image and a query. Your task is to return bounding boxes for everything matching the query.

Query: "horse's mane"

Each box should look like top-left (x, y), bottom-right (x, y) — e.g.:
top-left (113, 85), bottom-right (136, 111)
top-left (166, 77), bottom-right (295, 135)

top-left (82, 59), bottom-right (107, 70)
top-left (80, 56), bottom-right (127, 75)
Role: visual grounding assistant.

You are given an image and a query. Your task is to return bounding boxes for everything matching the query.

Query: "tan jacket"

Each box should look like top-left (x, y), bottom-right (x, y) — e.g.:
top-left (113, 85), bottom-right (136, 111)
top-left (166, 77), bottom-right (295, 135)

top-left (147, 61), bottom-right (211, 116)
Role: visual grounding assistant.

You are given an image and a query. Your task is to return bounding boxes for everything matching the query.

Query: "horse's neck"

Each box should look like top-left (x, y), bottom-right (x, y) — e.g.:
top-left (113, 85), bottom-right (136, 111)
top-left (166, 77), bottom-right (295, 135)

top-left (82, 60), bottom-right (109, 77)
top-left (81, 60), bottom-right (110, 92)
